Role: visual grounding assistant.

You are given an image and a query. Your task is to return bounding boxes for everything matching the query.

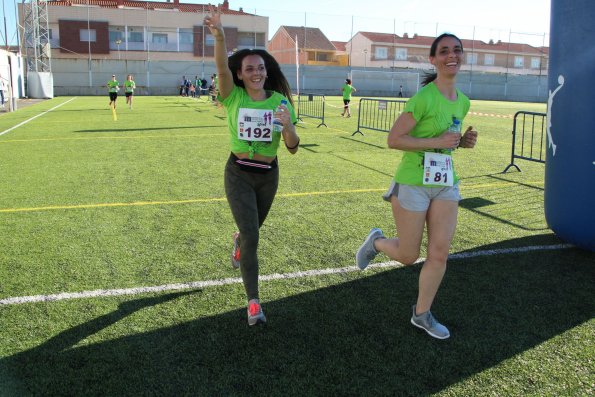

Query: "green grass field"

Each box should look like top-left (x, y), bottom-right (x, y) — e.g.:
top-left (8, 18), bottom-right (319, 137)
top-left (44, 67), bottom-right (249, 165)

top-left (0, 95), bottom-right (593, 396)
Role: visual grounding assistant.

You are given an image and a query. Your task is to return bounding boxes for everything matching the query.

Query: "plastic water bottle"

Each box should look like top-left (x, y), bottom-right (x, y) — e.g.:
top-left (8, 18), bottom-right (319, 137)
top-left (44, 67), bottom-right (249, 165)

top-left (448, 118), bottom-right (461, 133)
top-left (273, 99), bottom-right (288, 133)
top-left (448, 118), bottom-right (461, 151)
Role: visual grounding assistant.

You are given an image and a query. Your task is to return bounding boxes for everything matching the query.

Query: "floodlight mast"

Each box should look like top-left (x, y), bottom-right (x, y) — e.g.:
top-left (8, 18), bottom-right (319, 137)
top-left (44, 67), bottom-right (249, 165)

top-left (22, 0), bottom-right (52, 73)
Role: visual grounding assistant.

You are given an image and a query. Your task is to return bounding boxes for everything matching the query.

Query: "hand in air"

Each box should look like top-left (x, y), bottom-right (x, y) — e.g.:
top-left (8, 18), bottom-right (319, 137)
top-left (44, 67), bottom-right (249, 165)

top-left (204, 4), bottom-right (223, 37)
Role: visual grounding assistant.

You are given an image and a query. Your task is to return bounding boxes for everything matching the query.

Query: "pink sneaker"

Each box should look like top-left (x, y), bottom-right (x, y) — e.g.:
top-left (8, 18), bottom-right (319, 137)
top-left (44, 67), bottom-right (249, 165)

top-left (247, 299), bottom-right (266, 326)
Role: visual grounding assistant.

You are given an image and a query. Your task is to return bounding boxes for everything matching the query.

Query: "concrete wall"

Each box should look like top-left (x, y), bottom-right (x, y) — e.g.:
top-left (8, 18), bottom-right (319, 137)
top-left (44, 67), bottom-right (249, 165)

top-left (50, 59), bottom-right (547, 102)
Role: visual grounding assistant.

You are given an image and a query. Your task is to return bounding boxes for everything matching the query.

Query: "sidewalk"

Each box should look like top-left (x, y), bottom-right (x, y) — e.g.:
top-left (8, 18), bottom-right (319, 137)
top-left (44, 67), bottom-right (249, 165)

top-left (1, 98), bottom-right (48, 113)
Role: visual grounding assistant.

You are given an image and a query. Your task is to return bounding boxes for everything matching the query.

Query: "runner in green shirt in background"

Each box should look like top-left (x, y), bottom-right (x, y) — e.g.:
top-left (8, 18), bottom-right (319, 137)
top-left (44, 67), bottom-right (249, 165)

top-left (341, 78), bottom-right (356, 117)
top-left (124, 74), bottom-right (136, 110)
top-left (107, 75), bottom-right (120, 109)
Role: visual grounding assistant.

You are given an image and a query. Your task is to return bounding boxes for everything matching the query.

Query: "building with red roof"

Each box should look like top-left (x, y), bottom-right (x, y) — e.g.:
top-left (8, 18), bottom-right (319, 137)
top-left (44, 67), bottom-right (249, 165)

top-left (23, 0), bottom-right (268, 61)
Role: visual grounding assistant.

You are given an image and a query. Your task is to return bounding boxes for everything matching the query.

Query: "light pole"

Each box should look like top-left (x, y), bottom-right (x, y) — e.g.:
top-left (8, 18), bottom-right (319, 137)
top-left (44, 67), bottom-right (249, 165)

top-left (363, 49), bottom-right (368, 69)
top-left (115, 39), bottom-right (122, 60)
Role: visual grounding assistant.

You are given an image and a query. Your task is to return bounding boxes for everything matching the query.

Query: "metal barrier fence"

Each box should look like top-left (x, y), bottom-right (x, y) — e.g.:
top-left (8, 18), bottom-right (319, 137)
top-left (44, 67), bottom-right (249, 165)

top-left (297, 93), bottom-right (327, 128)
top-left (503, 111), bottom-right (547, 172)
top-left (352, 98), bottom-right (406, 136)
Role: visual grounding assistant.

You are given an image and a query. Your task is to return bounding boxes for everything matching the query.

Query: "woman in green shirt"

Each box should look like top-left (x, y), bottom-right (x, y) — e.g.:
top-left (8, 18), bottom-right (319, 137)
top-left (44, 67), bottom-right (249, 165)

top-left (107, 75), bottom-right (119, 109)
top-left (124, 74), bottom-right (136, 109)
top-left (341, 78), bottom-right (356, 117)
top-left (205, 5), bottom-right (300, 326)
top-left (356, 33), bottom-right (478, 339)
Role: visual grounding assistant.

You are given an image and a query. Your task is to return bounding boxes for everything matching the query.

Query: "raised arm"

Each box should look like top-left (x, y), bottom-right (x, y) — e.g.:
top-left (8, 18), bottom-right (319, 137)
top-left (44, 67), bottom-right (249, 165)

top-left (204, 5), bottom-right (233, 99)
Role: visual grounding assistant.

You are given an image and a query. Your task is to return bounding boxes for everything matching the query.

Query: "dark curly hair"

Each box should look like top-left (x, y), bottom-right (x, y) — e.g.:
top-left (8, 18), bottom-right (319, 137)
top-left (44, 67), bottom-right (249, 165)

top-left (227, 49), bottom-right (294, 106)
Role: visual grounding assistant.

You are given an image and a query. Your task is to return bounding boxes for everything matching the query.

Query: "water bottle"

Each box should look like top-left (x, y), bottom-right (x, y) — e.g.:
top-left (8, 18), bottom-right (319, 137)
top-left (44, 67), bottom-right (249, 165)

top-left (273, 99), bottom-right (288, 133)
top-left (448, 117), bottom-right (461, 151)
top-left (448, 117), bottom-right (461, 133)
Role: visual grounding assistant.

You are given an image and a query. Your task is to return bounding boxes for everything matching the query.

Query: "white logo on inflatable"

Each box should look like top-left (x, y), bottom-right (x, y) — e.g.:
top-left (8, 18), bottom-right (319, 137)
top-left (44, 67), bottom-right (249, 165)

top-left (547, 75), bottom-right (564, 156)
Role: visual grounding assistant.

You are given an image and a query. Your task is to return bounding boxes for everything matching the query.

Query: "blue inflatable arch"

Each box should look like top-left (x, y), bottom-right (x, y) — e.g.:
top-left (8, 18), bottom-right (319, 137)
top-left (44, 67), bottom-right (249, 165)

top-left (545, 0), bottom-right (595, 250)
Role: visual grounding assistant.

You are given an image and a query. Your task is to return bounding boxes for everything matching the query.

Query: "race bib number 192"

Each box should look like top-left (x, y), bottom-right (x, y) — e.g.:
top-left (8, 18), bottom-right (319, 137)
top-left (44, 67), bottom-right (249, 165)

top-left (423, 152), bottom-right (454, 187)
top-left (237, 108), bottom-right (273, 142)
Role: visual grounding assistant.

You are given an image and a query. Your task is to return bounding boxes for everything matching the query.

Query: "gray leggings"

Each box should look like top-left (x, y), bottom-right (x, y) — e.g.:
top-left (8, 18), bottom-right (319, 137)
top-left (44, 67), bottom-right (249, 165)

top-left (224, 154), bottom-right (279, 300)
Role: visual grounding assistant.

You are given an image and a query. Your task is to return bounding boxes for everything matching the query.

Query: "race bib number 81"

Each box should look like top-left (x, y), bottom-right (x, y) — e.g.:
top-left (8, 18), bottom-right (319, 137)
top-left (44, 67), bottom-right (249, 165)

top-left (237, 108), bottom-right (274, 142)
top-left (423, 152), bottom-right (454, 187)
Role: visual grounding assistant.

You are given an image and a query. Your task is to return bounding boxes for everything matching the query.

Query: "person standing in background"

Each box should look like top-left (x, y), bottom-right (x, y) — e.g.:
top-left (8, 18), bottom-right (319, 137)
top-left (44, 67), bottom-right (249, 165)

top-left (0, 75), bottom-right (5, 108)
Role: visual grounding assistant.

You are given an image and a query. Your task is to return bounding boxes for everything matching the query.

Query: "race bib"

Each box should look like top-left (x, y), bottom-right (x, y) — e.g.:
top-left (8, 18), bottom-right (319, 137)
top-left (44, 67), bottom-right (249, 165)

top-left (237, 108), bottom-right (274, 142)
top-left (423, 152), bottom-right (454, 186)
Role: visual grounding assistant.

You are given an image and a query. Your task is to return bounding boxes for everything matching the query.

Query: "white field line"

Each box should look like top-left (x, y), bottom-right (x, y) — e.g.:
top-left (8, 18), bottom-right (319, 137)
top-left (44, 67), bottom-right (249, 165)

top-left (0, 244), bottom-right (573, 306)
top-left (0, 98), bottom-right (77, 137)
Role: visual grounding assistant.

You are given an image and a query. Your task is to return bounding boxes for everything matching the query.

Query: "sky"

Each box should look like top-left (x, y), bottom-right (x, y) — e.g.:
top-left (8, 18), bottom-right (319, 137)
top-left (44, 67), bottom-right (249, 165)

top-left (1, 0), bottom-right (551, 48)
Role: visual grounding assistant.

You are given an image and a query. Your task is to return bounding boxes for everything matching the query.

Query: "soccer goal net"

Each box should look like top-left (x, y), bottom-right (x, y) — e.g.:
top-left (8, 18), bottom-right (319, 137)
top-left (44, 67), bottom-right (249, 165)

top-left (350, 69), bottom-right (420, 97)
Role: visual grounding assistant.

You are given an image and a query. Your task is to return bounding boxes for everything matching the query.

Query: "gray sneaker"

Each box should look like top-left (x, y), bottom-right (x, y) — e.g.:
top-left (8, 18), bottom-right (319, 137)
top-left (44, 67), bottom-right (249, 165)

top-left (410, 304), bottom-right (450, 339)
top-left (356, 228), bottom-right (384, 270)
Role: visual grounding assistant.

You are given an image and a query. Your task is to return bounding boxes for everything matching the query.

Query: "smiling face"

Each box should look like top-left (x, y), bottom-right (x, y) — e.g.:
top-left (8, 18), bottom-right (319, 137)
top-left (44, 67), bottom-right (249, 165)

top-left (430, 36), bottom-right (463, 78)
top-left (237, 54), bottom-right (267, 92)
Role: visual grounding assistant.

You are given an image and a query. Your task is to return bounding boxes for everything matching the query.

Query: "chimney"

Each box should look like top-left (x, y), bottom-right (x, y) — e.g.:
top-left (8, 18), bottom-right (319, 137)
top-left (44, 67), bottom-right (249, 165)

top-left (403, 33), bottom-right (409, 39)
top-left (222, 0), bottom-right (229, 10)
top-left (174, 0), bottom-right (179, 5)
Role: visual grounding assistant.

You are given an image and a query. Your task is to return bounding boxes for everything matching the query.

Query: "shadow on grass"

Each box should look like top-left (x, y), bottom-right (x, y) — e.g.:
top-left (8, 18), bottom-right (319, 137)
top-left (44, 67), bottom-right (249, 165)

top-left (460, 173), bottom-right (548, 232)
top-left (339, 135), bottom-right (386, 149)
top-left (2, 235), bottom-right (593, 395)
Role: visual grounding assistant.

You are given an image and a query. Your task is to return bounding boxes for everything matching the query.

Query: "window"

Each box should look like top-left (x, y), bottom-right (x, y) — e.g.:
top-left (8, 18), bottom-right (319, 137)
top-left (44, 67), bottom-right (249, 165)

top-left (395, 48), bottom-right (407, 60)
top-left (375, 47), bottom-right (387, 60)
top-left (317, 53), bottom-right (329, 62)
top-left (238, 32), bottom-right (256, 47)
top-left (253, 33), bottom-right (265, 47)
top-left (80, 29), bottom-right (96, 42)
top-left (152, 33), bottom-right (168, 44)
top-left (109, 31), bottom-right (123, 42)
top-left (466, 53), bottom-right (478, 65)
top-left (205, 34), bottom-right (215, 46)
top-left (128, 31), bottom-right (144, 42)
top-left (531, 57), bottom-right (541, 69)
top-left (484, 54), bottom-right (495, 66)
top-left (179, 30), bottom-right (193, 44)
top-left (234, 32), bottom-right (265, 48)
top-left (49, 29), bottom-right (53, 40)
top-left (514, 56), bottom-right (524, 68)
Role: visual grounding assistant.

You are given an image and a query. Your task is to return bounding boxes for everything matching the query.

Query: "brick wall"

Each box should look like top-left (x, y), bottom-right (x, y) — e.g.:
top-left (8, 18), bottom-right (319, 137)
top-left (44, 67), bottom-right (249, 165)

top-left (58, 20), bottom-right (109, 55)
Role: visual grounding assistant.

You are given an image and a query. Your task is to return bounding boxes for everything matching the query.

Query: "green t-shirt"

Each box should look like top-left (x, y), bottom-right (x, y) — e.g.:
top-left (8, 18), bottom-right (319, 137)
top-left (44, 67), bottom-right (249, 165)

top-left (107, 80), bottom-right (119, 93)
top-left (220, 86), bottom-right (297, 158)
top-left (124, 80), bottom-right (136, 93)
top-left (394, 82), bottom-right (470, 186)
top-left (342, 84), bottom-right (355, 100)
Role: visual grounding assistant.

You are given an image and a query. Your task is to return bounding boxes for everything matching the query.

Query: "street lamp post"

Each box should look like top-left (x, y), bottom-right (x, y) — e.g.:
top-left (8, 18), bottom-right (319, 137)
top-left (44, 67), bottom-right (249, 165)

top-left (115, 39), bottom-right (122, 60)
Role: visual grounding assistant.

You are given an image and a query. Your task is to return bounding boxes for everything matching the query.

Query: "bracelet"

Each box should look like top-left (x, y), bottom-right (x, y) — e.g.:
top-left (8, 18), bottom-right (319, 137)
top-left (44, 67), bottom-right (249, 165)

top-left (285, 138), bottom-right (300, 150)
